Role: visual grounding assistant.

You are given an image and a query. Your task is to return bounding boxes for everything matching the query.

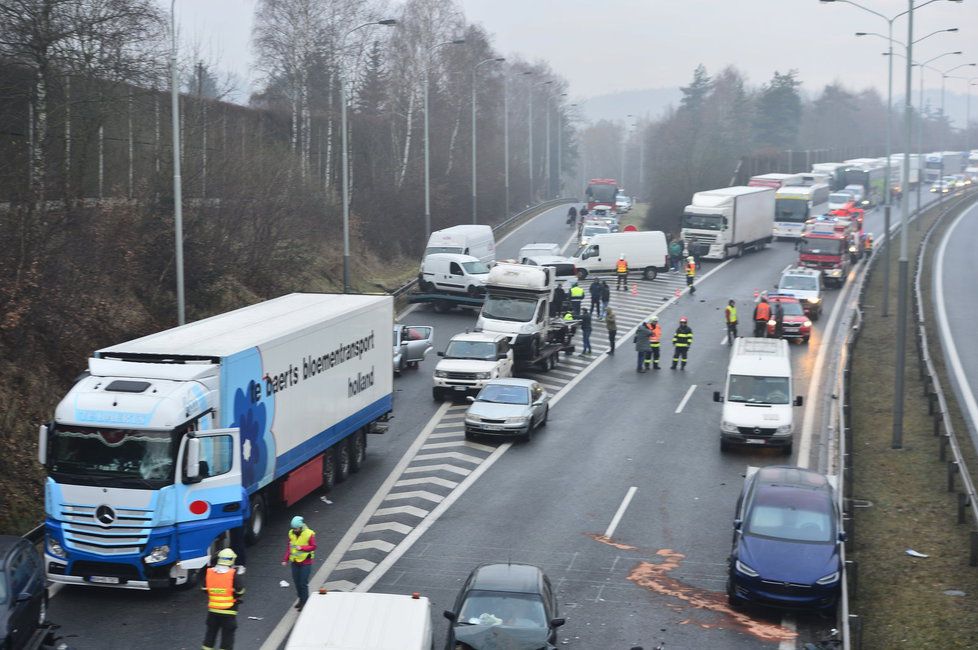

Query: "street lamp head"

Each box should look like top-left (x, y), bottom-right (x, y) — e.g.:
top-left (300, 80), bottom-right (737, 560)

top-left (377, 19), bottom-right (397, 26)
top-left (855, 32), bottom-right (868, 36)
top-left (494, 57), bottom-right (506, 62)
top-left (819, 0), bottom-right (837, 3)
top-left (945, 28), bottom-right (959, 32)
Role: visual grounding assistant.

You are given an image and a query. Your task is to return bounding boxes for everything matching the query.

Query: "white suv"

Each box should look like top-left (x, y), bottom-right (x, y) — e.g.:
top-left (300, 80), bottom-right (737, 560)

top-left (433, 332), bottom-right (514, 400)
top-left (777, 267), bottom-right (823, 320)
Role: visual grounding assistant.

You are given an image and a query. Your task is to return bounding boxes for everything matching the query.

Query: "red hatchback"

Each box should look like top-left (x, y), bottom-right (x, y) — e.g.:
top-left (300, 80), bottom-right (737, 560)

top-left (766, 294), bottom-right (812, 343)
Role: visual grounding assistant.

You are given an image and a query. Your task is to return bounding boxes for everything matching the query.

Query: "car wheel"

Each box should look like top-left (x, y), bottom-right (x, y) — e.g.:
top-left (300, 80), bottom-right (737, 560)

top-left (432, 387), bottom-right (443, 401)
top-left (419, 279), bottom-right (435, 292)
top-left (336, 443), bottom-right (352, 482)
top-left (349, 430), bottom-right (367, 473)
top-left (642, 266), bottom-right (657, 280)
top-left (433, 300), bottom-right (451, 313)
top-left (782, 442), bottom-right (793, 457)
top-left (467, 285), bottom-right (480, 297)
top-left (720, 439), bottom-right (731, 453)
top-left (245, 493), bottom-right (267, 545)
top-left (529, 337), bottom-right (541, 360)
top-left (576, 269), bottom-right (588, 280)
top-left (726, 579), bottom-right (745, 609)
top-left (396, 356), bottom-right (404, 375)
top-left (520, 427), bottom-right (532, 443)
top-left (539, 405), bottom-right (549, 428)
top-left (803, 336), bottom-right (810, 344)
top-left (322, 448), bottom-right (337, 492)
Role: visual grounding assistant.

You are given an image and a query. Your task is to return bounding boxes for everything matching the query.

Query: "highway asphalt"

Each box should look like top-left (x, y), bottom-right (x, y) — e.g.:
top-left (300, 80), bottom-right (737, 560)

top-left (46, 194), bottom-right (934, 649)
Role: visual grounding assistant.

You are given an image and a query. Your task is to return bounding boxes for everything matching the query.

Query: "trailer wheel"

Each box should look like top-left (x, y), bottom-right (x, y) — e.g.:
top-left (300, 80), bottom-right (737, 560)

top-left (642, 266), bottom-right (657, 280)
top-left (322, 449), bottom-right (337, 492)
top-left (245, 493), bottom-right (267, 545)
top-left (433, 300), bottom-right (451, 313)
top-left (349, 430), bottom-right (367, 473)
top-left (336, 443), bottom-right (352, 482)
top-left (419, 279), bottom-right (435, 292)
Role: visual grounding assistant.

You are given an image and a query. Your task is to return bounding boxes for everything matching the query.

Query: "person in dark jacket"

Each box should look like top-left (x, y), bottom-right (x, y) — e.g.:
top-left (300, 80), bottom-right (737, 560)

top-left (589, 280), bottom-right (602, 316)
top-left (580, 311), bottom-right (593, 355)
top-left (605, 308), bottom-right (617, 355)
top-left (599, 280), bottom-right (611, 318)
top-left (670, 317), bottom-right (693, 370)
top-left (551, 282), bottom-right (566, 318)
top-left (633, 319), bottom-right (654, 372)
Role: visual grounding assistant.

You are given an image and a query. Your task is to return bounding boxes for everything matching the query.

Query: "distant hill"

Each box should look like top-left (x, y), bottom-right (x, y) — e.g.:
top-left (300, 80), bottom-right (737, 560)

top-left (577, 87), bottom-right (682, 124)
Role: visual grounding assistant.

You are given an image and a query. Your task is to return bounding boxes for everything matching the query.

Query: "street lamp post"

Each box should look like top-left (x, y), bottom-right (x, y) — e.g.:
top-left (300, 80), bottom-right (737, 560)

top-left (528, 79), bottom-right (553, 203)
top-left (503, 73), bottom-right (510, 216)
top-left (471, 57), bottom-right (505, 224)
top-left (170, 0), bottom-right (185, 324)
top-left (621, 114), bottom-right (633, 186)
top-left (340, 19), bottom-right (397, 293)
top-left (968, 78), bottom-right (978, 152)
top-left (424, 39), bottom-right (465, 243)
top-left (555, 94), bottom-right (568, 198)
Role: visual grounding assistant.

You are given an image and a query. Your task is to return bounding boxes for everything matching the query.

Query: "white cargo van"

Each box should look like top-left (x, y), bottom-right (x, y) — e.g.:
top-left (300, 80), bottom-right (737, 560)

top-left (286, 591), bottom-right (432, 650)
top-left (571, 230), bottom-right (669, 280)
top-left (713, 337), bottom-right (804, 455)
top-left (519, 242), bottom-right (562, 262)
top-left (419, 253), bottom-right (490, 295)
top-left (424, 225), bottom-right (496, 263)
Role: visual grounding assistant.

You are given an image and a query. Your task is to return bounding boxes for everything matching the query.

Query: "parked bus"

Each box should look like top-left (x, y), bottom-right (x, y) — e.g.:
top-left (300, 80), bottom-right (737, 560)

top-left (774, 183), bottom-right (830, 239)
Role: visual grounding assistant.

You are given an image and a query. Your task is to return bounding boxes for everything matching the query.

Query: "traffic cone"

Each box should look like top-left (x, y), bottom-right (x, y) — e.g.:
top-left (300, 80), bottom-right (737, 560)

top-left (630, 283), bottom-right (638, 296)
top-left (674, 287), bottom-right (681, 298)
top-left (753, 289), bottom-right (759, 300)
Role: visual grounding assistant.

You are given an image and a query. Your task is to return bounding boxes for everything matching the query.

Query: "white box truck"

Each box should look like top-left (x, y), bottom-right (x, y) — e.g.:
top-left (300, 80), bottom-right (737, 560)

top-left (286, 591), bottom-right (433, 650)
top-left (681, 186), bottom-right (775, 260)
top-left (713, 337), bottom-right (804, 455)
top-left (39, 293), bottom-right (393, 590)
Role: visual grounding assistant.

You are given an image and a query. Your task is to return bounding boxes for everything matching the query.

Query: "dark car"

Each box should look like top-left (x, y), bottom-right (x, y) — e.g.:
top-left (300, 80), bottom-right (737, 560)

top-left (444, 563), bottom-right (564, 650)
top-left (0, 536), bottom-right (48, 649)
top-left (727, 466), bottom-right (844, 612)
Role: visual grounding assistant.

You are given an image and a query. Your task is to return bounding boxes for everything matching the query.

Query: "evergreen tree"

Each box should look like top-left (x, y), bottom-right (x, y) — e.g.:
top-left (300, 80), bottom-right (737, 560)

top-left (357, 40), bottom-right (386, 117)
top-left (680, 64), bottom-right (712, 114)
top-left (753, 70), bottom-right (802, 149)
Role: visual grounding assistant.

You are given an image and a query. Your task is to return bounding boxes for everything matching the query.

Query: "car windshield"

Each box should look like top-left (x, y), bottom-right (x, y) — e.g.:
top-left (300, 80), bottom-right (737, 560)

top-left (482, 296), bottom-right (538, 322)
top-left (727, 375), bottom-right (790, 404)
top-left (682, 213), bottom-right (723, 231)
top-left (445, 340), bottom-right (497, 360)
top-left (582, 226), bottom-right (609, 237)
top-left (774, 301), bottom-right (805, 316)
top-left (780, 275), bottom-right (817, 291)
top-left (477, 384), bottom-right (530, 405)
top-left (48, 425), bottom-right (177, 487)
top-left (458, 590), bottom-right (548, 628)
top-left (775, 198), bottom-right (809, 224)
top-left (746, 488), bottom-right (835, 543)
top-left (462, 261), bottom-right (490, 274)
top-left (829, 193), bottom-right (851, 204)
top-left (799, 238), bottom-right (844, 255)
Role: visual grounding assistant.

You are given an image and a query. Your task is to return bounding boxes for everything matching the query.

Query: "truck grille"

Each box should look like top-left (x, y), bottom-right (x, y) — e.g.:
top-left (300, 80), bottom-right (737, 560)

top-left (61, 504), bottom-right (152, 556)
top-left (686, 233), bottom-right (716, 244)
top-left (737, 427), bottom-right (776, 437)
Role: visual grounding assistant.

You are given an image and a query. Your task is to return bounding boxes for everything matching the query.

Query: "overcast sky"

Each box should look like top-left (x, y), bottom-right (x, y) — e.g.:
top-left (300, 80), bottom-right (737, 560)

top-left (166, 0), bottom-right (977, 109)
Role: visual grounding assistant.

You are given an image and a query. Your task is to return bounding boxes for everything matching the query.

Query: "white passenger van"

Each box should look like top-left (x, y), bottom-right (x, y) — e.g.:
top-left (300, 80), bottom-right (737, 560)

top-left (424, 225), bottom-right (496, 263)
top-left (571, 230), bottom-right (669, 280)
top-left (713, 337), bottom-right (804, 455)
top-left (286, 591), bottom-right (432, 650)
top-left (419, 253), bottom-right (490, 295)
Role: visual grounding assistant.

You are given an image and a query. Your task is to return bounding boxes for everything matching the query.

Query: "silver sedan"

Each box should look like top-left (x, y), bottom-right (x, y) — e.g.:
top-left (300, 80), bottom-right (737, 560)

top-left (464, 378), bottom-right (550, 442)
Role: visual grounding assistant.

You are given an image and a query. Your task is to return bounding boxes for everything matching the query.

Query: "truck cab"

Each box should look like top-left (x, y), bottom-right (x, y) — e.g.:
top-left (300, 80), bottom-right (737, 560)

top-left (433, 332), bottom-right (514, 400)
top-left (477, 263), bottom-right (554, 357)
top-left (798, 224), bottom-right (852, 288)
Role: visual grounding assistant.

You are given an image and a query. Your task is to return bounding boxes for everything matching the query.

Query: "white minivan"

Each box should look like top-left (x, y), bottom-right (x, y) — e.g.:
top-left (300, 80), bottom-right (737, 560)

top-left (713, 337), bottom-right (804, 455)
top-left (571, 230), bottom-right (669, 280)
top-left (424, 225), bottom-right (496, 263)
top-left (419, 253), bottom-right (490, 295)
top-left (286, 591), bottom-right (432, 650)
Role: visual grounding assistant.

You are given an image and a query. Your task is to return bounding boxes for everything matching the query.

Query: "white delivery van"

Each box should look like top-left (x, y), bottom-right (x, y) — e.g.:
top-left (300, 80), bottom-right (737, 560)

top-left (571, 230), bottom-right (669, 280)
top-left (286, 591), bottom-right (432, 650)
top-left (519, 242), bottom-right (562, 262)
top-left (424, 225), bottom-right (496, 263)
top-left (419, 253), bottom-right (490, 295)
top-left (713, 337), bottom-right (804, 455)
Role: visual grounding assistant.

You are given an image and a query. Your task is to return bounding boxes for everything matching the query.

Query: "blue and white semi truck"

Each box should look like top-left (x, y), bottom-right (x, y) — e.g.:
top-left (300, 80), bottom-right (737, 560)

top-left (38, 293), bottom-right (393, 589)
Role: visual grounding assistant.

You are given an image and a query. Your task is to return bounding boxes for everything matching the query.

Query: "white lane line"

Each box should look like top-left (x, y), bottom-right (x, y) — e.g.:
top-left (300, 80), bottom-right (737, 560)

top-left (258, 400), bottom-right (451, 650)
top-left (604, 487), bottom-right (638, 538)
top-left (934, 204), bottom-right (978, 439)
top-left (778, 615), bottom-right (797, 650)
top-left (675, 385), bottom-right (698, 414)
top-left (797, 260), bottom-right (862, 469)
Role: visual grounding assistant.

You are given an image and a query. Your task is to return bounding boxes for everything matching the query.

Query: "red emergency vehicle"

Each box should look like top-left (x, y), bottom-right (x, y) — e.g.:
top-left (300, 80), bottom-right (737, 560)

top-left (798, 223), bottom-right (854, 288)
top-left (584, 179), bottom-right (619, 212)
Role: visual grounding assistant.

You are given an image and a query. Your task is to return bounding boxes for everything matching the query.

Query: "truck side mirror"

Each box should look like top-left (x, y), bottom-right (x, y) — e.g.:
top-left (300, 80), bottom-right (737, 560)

top-left (713, 391), bottom-right (723, 403)
top-left (185, 437), bottom-right (201, 481)
top-left (794, 396), bottom-right (804, 407)
top-left (38, 424), bottom-right (49, 465)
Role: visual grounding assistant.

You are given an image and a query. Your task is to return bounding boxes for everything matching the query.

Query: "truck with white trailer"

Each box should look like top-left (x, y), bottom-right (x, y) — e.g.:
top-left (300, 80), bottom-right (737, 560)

top-left (680, 186), bottom-right (776, 260)
top-left (39, 293), bottom-right (393, 590)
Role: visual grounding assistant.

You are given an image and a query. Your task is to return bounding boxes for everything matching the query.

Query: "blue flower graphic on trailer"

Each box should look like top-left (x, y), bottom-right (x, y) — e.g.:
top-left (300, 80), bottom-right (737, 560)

top-left (233, 382), bottom-right (270, 490)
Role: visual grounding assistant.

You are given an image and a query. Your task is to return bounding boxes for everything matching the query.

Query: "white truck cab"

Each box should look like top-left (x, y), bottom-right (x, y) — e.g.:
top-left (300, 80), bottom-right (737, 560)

top-left (714, 337), bottom-right (804, 455)
top-left (286, 591), bottom-right (432, 650)
top-left (476, 263), bottom-right (554, 359)
top-left (433, 332), bottom-right (514, 400)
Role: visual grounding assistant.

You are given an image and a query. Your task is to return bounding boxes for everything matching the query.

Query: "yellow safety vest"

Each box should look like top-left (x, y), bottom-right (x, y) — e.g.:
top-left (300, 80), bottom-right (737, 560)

top-left (206, 568), bottom-right (237, 614)
top-left (288, 527), bottom-right (316, 563)
top-left (726, 305), bottom-right (737, 323)
top-left (570, 286), bottom-right (585, 299)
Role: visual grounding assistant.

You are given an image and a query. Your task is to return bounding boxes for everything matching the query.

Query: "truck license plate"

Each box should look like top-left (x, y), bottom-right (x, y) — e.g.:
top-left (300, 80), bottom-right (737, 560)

top-left (745, 439), bottom-right (766, 445)
top-left (89, 576), bottom-right (120, 584)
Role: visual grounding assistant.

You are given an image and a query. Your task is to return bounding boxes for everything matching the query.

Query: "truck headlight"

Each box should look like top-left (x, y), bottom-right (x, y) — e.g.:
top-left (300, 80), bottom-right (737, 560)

top-left (48, 539), bottom-right (67, 559)
top-left (474, 372), bottom-right (490, 380)
top-left (720, 420), bottom-right (739, 433)
top-left (144, 545), bottom-right (170, 564)
top-left (434, 370), bottom-right (448, 378)
top-left (776, 424), bottom-right (792, 434)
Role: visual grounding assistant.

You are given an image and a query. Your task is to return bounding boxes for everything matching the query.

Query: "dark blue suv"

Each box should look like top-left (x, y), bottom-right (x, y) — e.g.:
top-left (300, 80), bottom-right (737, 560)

top-left (727, 466), bottom-right (844, 611)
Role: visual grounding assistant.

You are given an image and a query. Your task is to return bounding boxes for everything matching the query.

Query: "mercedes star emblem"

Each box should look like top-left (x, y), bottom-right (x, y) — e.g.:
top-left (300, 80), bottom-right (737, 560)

top-left (95, 505), bottom-right (116, 526)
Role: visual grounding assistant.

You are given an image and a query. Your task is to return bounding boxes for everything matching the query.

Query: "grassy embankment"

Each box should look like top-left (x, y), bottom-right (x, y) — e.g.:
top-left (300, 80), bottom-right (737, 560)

top-left (850, 194), bottom-right (978, 648)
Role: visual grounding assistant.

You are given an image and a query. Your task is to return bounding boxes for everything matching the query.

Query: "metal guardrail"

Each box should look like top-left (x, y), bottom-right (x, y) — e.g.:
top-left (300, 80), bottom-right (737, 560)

top-left (835, 189), bottom-right (978, 649)
top-left (912, 191), bottom-right (978, 566)
top-left (390, 197), bottom-right (578, 301)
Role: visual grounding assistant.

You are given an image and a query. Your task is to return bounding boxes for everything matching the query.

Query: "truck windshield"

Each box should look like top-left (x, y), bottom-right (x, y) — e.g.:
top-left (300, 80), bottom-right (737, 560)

top-left (799, 238), bottom-right (844, 255)
top-left (461, 261), bottom-right (490, 274)
top-left (681, 213), bottom-right (723, 231)
top-left (586, 184), bottom-right (617, 203)
top-left (727, 375), bottom-right (790, 405)
top-left (48, 425), bottom-right (177, 487)
top-left (482, 296), bottom-right (537, 322)
top-left (774, 198), bottom-right (809, 223)
top-left (445, 340), bottom-right (497, 360)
